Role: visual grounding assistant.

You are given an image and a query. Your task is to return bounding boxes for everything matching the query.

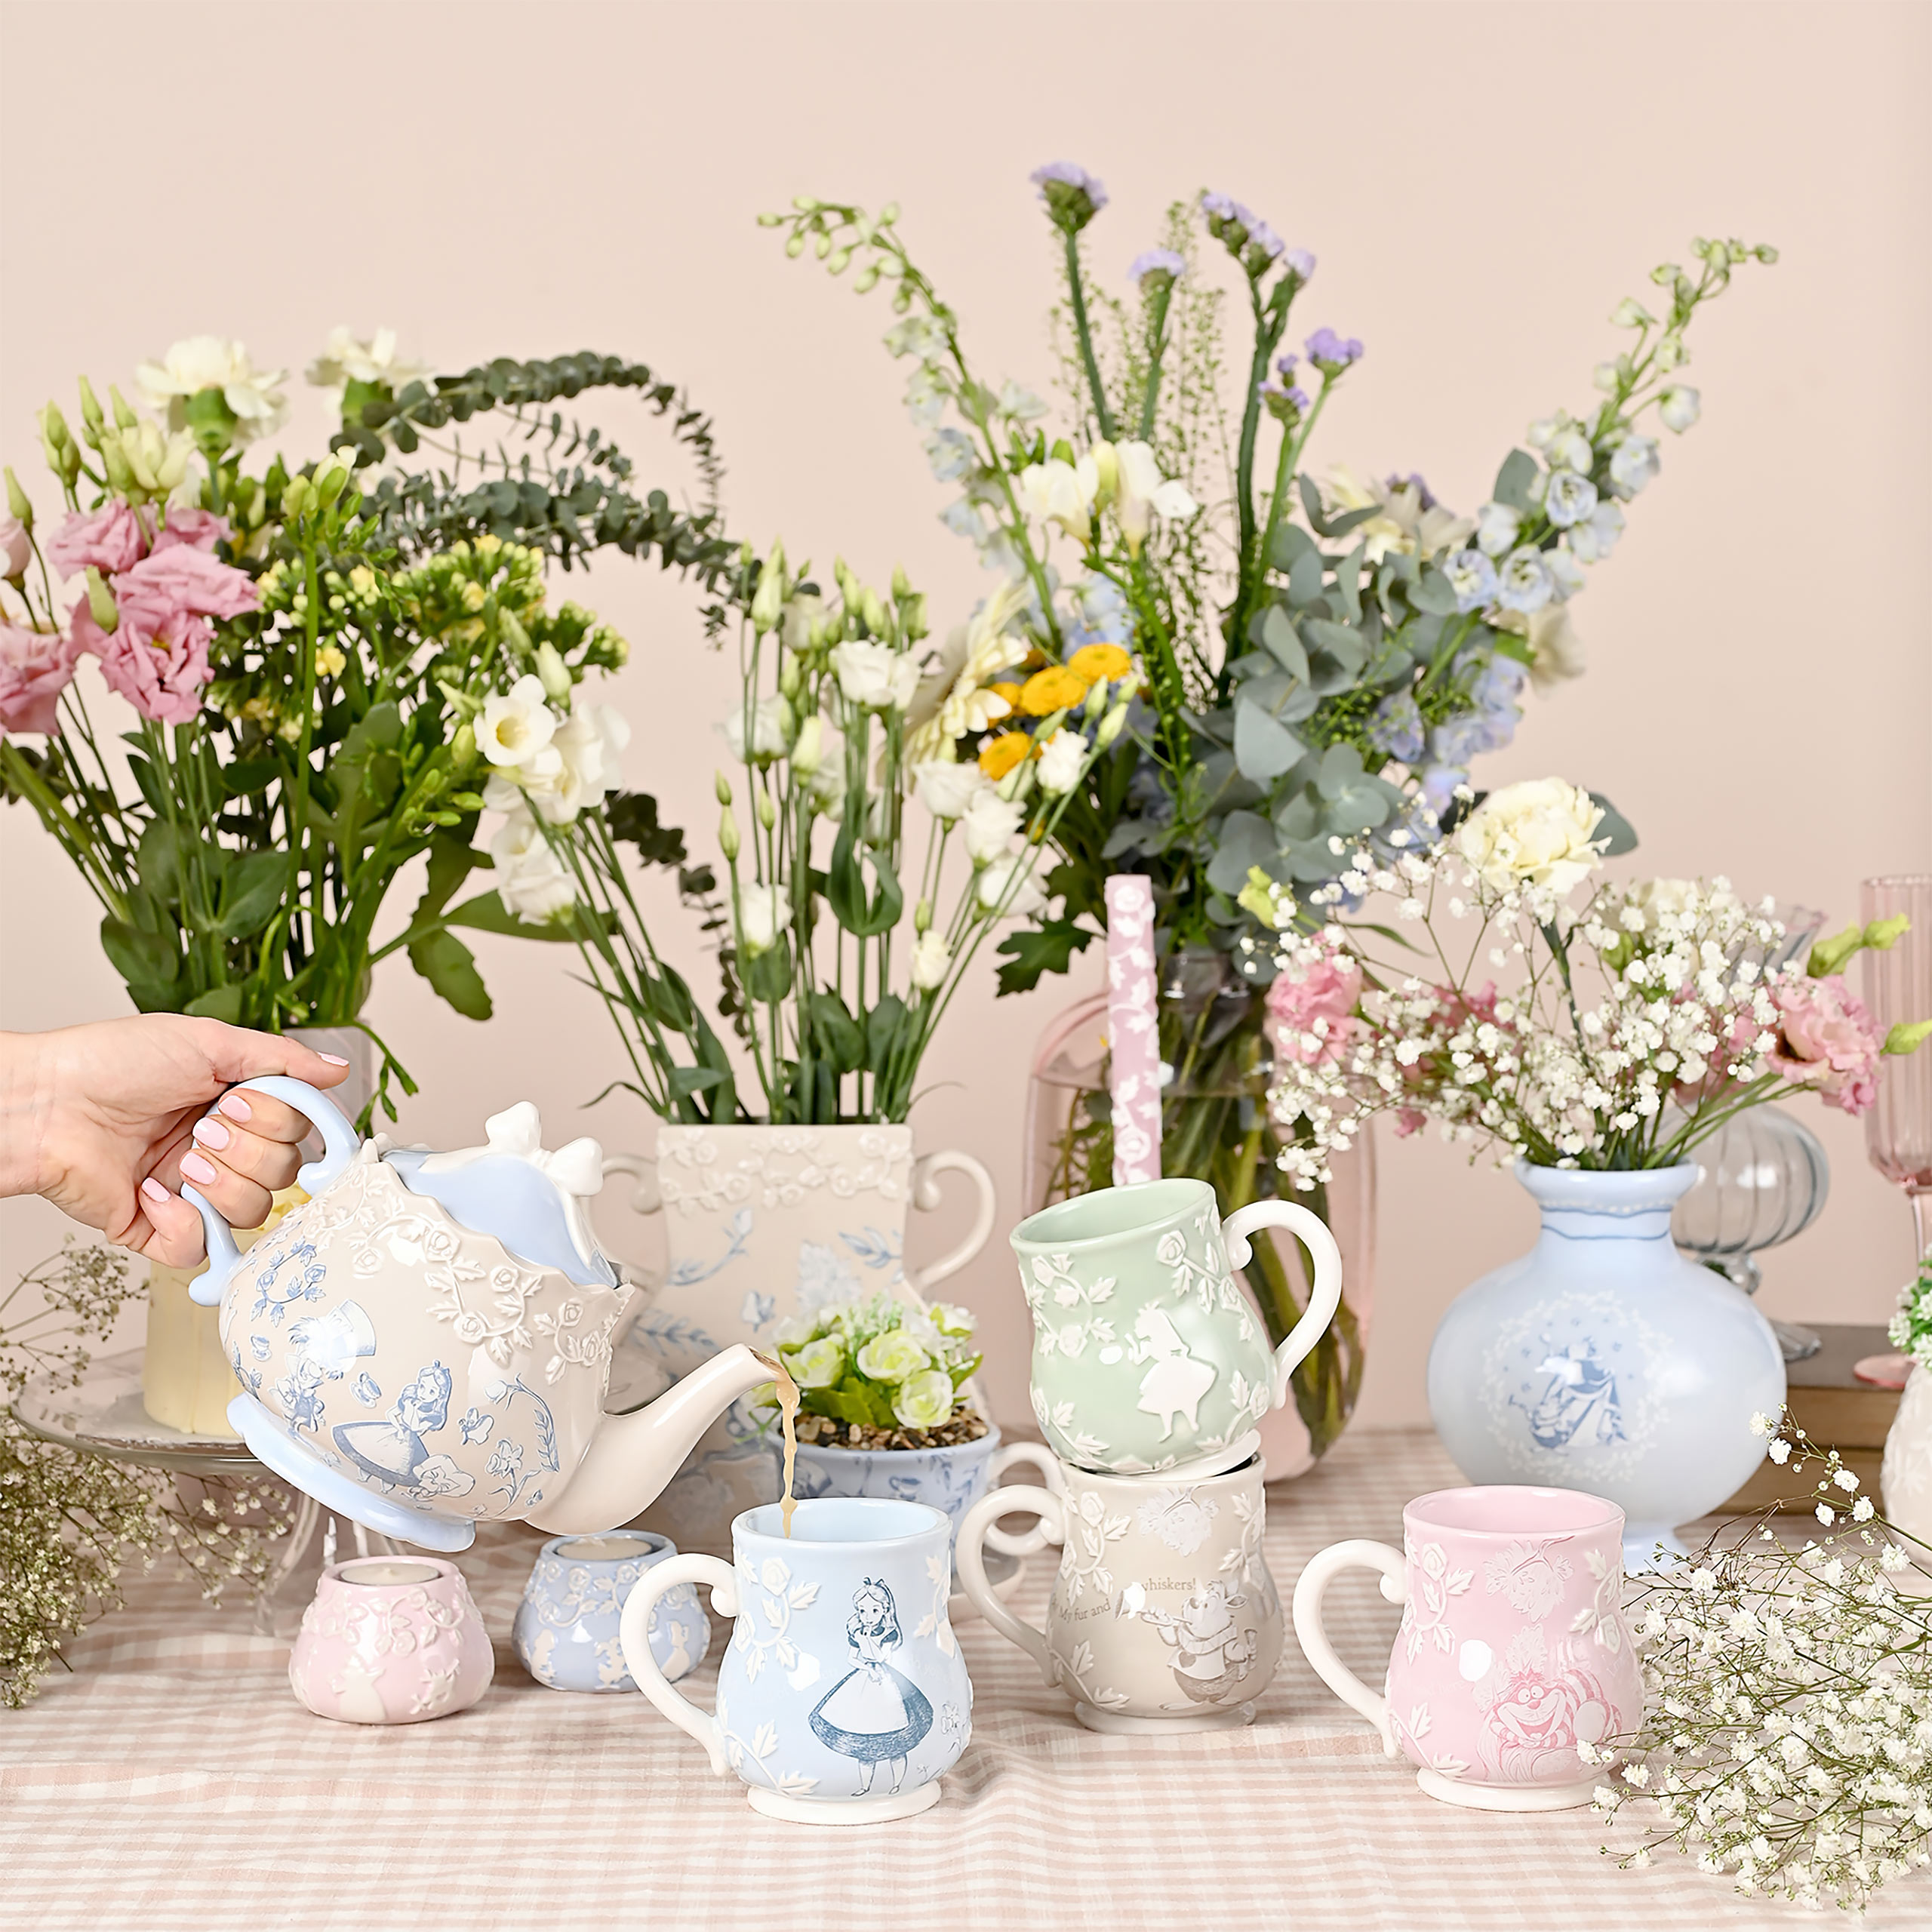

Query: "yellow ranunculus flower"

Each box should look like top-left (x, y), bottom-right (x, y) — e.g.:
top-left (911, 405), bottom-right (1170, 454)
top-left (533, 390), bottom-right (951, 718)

top-left (989, 680), bottom-right (1025, 712)
top-left (977, 731), bottom-right (1032, 780)
top-left (1066, 643), bottom-right (1132, 684)
top-left (1019, 666), bottom-right (1088, 716)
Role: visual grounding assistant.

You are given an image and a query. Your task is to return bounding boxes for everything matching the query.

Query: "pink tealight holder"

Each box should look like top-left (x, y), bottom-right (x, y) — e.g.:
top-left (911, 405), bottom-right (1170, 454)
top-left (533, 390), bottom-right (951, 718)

top-left (1292, 1485), bottom-right (1643, 1810)
top-left (288, 1555), bottom-right (494, 1724)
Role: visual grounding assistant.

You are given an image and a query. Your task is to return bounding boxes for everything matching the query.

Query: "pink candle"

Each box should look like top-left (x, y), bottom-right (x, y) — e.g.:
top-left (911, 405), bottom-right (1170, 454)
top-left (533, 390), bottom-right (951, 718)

top-left (1104, 875), bottom-right (1161, 1188)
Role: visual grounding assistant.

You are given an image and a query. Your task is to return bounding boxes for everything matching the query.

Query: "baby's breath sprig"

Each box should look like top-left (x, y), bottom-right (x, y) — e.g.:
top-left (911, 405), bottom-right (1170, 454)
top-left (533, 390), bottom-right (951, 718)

top-left (1587, 1413), bottom-right (1932, 1910)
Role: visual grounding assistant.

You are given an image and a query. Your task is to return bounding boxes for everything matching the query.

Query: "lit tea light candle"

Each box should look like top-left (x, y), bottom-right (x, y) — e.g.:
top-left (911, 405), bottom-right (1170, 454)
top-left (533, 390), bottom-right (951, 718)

top-left (339, 1560), bottom-right (442, 1587)
top-left (1104, 875), bottom-right (1161, 1187)
top-left (554, 1534), bottom-right (654, 1562)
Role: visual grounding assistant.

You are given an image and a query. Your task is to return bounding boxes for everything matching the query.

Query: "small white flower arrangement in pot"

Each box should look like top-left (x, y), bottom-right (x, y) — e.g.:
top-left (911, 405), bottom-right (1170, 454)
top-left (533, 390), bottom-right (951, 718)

top-left (755, 1294), bottom-right (1045, 1548)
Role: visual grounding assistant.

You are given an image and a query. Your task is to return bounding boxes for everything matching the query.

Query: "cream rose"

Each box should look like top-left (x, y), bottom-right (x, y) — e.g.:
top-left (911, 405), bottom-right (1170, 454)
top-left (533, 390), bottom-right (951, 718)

top-left (1456, 777), bottom-right (1606, 897)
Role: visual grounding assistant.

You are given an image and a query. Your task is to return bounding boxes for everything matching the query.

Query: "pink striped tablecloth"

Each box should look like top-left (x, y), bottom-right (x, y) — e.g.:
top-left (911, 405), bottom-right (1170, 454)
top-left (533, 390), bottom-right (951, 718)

top-left (2, 1426), bottom-right (1922, 1931)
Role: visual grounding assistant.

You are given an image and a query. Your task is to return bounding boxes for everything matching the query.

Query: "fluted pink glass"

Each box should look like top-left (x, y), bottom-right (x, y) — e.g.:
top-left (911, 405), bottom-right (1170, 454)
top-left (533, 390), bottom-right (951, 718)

top-left (1863, 876), bottom-right (1932, 1261)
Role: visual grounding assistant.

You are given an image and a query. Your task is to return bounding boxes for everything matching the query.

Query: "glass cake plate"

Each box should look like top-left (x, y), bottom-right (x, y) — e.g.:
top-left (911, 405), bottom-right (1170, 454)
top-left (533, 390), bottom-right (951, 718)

top-left (12, 1346), bottom-right (260, 1479)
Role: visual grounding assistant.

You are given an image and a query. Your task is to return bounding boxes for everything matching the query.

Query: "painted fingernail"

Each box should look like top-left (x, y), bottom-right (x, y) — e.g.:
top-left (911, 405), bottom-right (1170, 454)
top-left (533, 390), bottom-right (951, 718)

top-left (192, 1117), bottom-right (232, 1152)
top-left (217, 1092), bottom-right (254, 1123)
top-left (141, 1177), bottom-right (173, 1204)
top-left (180, 1152), bottom-right (220, 1186)
top-left (318, 1052), bottom-right (350, 1066)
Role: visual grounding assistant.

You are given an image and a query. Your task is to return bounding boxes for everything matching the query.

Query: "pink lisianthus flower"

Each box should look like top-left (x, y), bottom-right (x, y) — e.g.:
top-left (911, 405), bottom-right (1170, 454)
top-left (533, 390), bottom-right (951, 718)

top-left (149, 506), bottom-right (233, 555)
top-left (1266, 953), bottom-right (1364, 1066)
top-left (0, 623), bottom-right (80, 735)
top-left (1, 515), bottom-right (31, 580)
top-left (69, 545), bottom-right (258, 727)
top-left (45, 500), bottom-right (149, 580)
top-left (1771, 974), bottom-right (1884, 1115)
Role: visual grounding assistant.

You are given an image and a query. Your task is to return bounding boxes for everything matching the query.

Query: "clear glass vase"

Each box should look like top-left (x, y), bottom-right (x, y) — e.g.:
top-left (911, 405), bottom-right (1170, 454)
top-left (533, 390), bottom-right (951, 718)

top-left (1023, 949), bottom-right (1374, 1477)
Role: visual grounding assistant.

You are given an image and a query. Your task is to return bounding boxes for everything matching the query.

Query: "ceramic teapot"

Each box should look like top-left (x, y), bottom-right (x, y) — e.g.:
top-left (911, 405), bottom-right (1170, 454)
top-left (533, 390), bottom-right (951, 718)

top-left (183, 1077), bottom-right (777, 1554)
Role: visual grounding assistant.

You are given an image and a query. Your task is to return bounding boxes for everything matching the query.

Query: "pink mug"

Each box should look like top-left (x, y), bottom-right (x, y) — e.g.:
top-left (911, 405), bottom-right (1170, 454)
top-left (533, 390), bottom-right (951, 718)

top-left (1292, 1485), bottom-right (1641, 1811)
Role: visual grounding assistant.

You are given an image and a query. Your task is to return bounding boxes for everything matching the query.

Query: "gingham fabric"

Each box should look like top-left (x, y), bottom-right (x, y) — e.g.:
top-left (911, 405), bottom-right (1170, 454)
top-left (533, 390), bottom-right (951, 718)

top-left (2, 1426), bottom-right (1923, 1931)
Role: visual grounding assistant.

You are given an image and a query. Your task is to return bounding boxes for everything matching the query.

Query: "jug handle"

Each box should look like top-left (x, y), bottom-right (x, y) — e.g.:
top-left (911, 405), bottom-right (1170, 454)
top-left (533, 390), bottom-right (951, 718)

top-left (1222, 1200), bottom-right (1345, 1409)
top-left (181, 1076), bottom-right (360, 1307)
top-left (909, 1149), bottom-right (995, 1295)
top-left (1290, 1539), bottom-right (1406, 1756)
top-left (620, 1553), bottom-right (737, 1777)
top-left (601, 1150), bottom-right (660, 1217)
top-left (956, 1483), bottom-right (1063, 1684)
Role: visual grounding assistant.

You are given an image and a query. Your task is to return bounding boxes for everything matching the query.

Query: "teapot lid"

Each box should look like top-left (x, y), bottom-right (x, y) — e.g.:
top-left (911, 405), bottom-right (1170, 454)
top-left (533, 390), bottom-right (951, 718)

top-left (386, 1103), bottom-right (617, 1289)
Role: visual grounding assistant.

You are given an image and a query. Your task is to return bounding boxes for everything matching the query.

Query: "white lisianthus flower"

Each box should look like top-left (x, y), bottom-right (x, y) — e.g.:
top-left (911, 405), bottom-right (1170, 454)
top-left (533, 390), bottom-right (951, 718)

top-left (1035, 728), bottom-right (1087, 795)
top-left (1017, 455), bottom-right (1101, 543)
top-left (136, 336), bottom-right (288, 443)
top-left (479, 674), bottom-right (561, 769)
top-left (790, 712), bottom-right (826, 777)
top-left (1567, 500), bottom-right (1626, 565)
top-left (910, 930), bottom-right (952, 992)
top-left (780, 592), bottom-right (823, 654)
top-left (1659, 386), bottom-right (1702, 432)
top-left (977, 853), bottom-right (1046, 919)
top-left (490, 808), bottom-right (577, 922)
top-left (1544, 549), bottom-right (1586, 601)
top-left (1606, 432), bottom-right (1661, 498)
top-left (305, 326), bottom-right (426, 392)
top-left (1112, 439), bottom-right (1198, 555)
top-left (1546, 427), bottom-right (1595, 474)
top-left (736, 882), bottom-right (792, 956)
top-left (1473, 501), bottom-right (1521, 558)
top-left (1525, 605), bottom-right (1586, 693)
top-left (1495, 546), bottom-right (1555, 614)
top-left (1321, 464), bottom-right (1472, 565)
top-left (720, 691), bottom-right (797, 763)
top-left (961, 792), bottom-right (1025, 866)
top-left (1457, 777), bottom-right (1607, 897)
top-left (830, 638), bottom-right (918, 712)
top-left (912, 758), bottom-right (989, 821)
top-left (1443, 548), bottom-right (1499, 614)
top-left (1543, 469), bottom-right (1599, 530)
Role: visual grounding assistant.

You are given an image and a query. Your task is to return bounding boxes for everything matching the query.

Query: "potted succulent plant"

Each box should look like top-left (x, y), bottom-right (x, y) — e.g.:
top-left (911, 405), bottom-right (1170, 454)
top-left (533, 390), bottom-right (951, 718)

top-left (758, 1294), bottom-right (1051, 1549)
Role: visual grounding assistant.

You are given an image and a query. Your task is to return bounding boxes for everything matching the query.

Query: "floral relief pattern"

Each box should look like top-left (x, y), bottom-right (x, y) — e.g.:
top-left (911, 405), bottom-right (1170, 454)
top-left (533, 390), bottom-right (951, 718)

top-left (1567, 1545), bottom-right (1629, 1655)
top-left (1481, 1538), bottom-right (1576, 1620)
top-left (733, 1555), bottom-right (825, 1691)
top-left (1398, 1536), bottom-right (1474, 1662)
top-left (657, 1124), bottom-right (913, 1217)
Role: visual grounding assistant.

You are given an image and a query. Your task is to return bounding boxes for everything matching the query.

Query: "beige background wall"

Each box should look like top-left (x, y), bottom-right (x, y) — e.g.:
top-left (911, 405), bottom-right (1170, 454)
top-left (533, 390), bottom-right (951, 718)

top-left (2, 0), bottom-right (1927, 1435)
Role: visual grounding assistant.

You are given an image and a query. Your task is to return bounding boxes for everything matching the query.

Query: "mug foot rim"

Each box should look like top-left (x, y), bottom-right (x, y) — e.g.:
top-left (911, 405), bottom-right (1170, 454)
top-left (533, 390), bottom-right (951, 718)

top-left (1415, 1768), bottom-right (1597, 1812)
top-left (1074, 1700), bottom-right (1255, 1735)
top-left (746, 1781), bottom-right (941, 1826)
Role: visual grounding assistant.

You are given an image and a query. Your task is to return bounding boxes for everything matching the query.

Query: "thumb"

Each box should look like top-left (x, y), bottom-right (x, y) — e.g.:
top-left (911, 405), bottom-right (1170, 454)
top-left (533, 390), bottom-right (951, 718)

top-left (191, 1021), bottom-right (355, 1094)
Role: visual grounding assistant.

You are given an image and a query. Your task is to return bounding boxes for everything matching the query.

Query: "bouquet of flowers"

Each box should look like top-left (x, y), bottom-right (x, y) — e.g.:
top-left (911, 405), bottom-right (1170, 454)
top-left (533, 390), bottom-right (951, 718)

top-left (756, 1291), bottom-right (984, 1448)
top-left (1, 334), bottom-right (727, 1119)
top-left (1266, 778), bottom-right (1930, 1181)
top-left (758, 169), bottom-right (1774, 1447)
top-left (540, 541), bottom-right (1126, 1124)
top-left (1589, 1419), bottom-right (1932, 1911)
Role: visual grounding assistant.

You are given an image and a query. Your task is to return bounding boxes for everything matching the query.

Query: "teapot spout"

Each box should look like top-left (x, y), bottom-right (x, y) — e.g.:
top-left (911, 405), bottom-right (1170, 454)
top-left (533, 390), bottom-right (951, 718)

top-left (524, 1343), bottom-right (777, 1537)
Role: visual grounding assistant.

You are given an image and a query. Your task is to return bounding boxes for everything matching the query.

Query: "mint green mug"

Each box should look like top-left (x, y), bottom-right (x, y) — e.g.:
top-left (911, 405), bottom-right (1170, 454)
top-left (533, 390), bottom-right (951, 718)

top-left (1011, 1179), bottom-right (1343, 1475)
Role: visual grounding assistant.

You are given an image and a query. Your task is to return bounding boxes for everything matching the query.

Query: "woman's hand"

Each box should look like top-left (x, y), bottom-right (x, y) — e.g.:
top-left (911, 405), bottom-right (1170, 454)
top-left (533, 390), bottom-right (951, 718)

top-left (1, 1017), bottom-right (354, 1266)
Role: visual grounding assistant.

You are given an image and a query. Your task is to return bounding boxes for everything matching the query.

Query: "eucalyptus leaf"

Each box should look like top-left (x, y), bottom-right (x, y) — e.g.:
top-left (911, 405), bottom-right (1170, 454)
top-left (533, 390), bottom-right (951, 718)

top-left (1493, 448), bottom-right (1539, 512)
top-left (1203, 809), bottom-right (1278, 894)
top-left (1589, 792), bottom-right (1640, 856)
top-left (1257, 604), bottom-right (1309, 681)
top-left (1234, 700), bottom-right (1307, 783)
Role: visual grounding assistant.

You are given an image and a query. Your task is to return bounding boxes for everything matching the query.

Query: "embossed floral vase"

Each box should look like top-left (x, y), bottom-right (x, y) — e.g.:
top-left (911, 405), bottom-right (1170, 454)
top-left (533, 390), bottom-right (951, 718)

top-left (607, 1124), bottom-right (995, 1552)
top-left (1294, 1485), bottom-right (1641, 1810)
top-left (1427, 1162), bottom-right (1786, 1567)
top-left (289, 1556), bottom-right (494, 1724)
top-left (512, 1531), bottom-right (709, 1692)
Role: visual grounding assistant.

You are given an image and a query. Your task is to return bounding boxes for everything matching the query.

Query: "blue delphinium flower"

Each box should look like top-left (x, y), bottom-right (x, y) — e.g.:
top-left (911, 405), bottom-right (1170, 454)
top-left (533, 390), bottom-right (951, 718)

top-left (1368, 691), bottom-right (1426, 764)
top-left (1495, 546), bottom-right (1555, 614)
top-left (1066, 574), bottom-right (1130, 648)
top-left (1443, 547), bottom-right (1499, 614)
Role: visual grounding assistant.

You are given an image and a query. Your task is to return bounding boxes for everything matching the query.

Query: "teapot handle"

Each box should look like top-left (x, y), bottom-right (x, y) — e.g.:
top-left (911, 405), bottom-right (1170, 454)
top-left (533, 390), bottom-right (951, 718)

top-left (1222, 1200), bottom-right (1344, 1409)
top-left (183, 1076), bottom-right (361, 1306)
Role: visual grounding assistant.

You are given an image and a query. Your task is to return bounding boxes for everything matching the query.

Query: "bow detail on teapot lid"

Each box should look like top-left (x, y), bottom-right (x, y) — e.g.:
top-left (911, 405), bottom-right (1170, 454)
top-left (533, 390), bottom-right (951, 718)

top-left (387, 1102), bottom-right (618, 1289)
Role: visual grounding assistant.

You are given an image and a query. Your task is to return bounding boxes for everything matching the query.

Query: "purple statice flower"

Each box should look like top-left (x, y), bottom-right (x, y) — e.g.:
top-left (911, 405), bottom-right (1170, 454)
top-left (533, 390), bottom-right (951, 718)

top-left (1257, 371), bottom-right (1309, 421)
top-left (1306, 328), bottom-right (1365, 372)
top-left (1201, 191), bottom-right (1247, 226)
top-left (1367, 691), bottom-right (1426, 764)
top-left (1385, 471), bottom-right (1438, 512)
top-left (1129, 248), bottom-right (1186, 289)
top-left (1030, 162), bottom-right (1108, 234)
top-left (1284, 248), bottom-right (1316, 281)
top-left (1247, 221), bottom-right (1287, 263)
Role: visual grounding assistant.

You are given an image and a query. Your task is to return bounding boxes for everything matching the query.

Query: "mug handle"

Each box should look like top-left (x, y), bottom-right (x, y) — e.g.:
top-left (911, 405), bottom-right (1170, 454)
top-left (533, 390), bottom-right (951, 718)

top-left (620, 1552), bottom-right (739, 1777)
top-left (909, 1149), bottom-right (996, 1295)
top-left (183, 1076), bottom-right (361, 1306)
top-left (1223, 1200), bottom-right (1345, 1407)
top-left (983, 1441), bottom-right (1064, 1557)
top-left (956, 1483), bottom-right (1062, 1683)
top-left (1290, 1539), bottom-right (1407, 1756)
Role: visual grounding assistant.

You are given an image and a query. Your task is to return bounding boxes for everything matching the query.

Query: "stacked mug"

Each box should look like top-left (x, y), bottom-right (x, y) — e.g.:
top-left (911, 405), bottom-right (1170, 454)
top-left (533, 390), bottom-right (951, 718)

top-left (957, 1178), bottom-right (1343, 1734)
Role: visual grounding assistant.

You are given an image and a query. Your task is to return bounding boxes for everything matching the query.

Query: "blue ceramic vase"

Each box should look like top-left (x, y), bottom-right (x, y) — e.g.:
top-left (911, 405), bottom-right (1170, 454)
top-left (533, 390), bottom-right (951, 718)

top-left (1427, 1161), bottom-right (1786, 1567)
top-left (512, 1531), bottom-right (708, 1691)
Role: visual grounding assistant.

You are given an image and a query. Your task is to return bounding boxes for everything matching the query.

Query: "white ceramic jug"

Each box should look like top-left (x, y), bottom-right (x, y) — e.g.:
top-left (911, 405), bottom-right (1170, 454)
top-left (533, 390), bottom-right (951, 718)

top-left (184, 1078), bottom-right (774, 1553)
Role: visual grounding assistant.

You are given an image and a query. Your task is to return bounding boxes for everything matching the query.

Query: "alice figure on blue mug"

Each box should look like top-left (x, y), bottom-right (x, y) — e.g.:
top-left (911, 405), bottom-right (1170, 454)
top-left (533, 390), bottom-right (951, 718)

top-left (809, 1579), bottom-right (933, 1796)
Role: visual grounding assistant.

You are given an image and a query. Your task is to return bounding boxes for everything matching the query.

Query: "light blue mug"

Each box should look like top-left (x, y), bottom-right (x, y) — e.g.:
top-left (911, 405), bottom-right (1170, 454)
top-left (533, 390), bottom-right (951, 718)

top-left (620, 1497), bottom-right (973, 1824)
top-left (1012, 1177), bottom-right (1343, 1475)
